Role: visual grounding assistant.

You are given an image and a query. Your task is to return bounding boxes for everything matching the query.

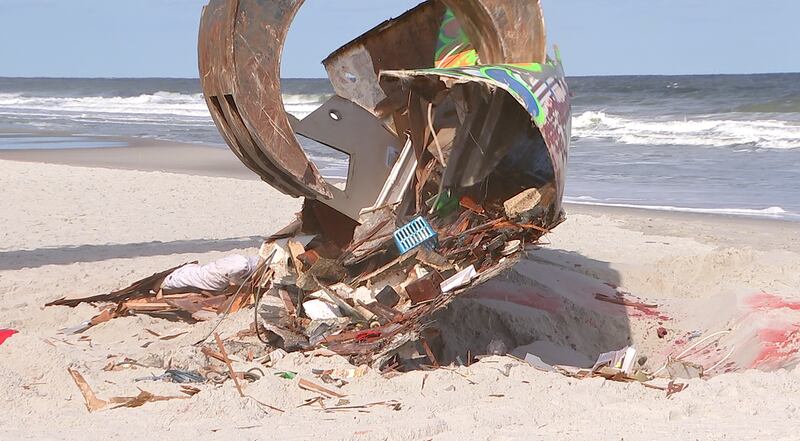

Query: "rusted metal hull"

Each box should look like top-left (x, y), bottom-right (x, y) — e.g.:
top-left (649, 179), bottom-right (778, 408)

top-left (198, 0), bottom-right (329, 198)
top-left (198, 0), bottom-right (568, 216)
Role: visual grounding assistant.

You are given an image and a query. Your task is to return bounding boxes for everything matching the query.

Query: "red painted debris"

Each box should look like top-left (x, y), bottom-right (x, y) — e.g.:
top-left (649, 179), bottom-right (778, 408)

top-left (750, 326), bottom-right (800, 370)
top-left (594, 293), bottom-right (668, 320)
top-left (355, 330), bottom-right (382, 343)
top-left (467, 282), bottom-right (563, 314)
top-left (657, 327), bottom-right (668, 339)
top-left (747, 292), bottom-right (800, 312)
top-left (0, 329), bottom-right (17, 346)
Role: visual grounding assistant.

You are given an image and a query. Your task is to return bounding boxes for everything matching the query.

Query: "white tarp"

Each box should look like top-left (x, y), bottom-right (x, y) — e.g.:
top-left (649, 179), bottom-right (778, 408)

top-left (162, 255), bottom-right (259, 292)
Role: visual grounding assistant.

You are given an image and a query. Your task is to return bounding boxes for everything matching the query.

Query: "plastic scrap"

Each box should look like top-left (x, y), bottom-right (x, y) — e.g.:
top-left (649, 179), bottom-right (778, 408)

top-left (0, 329), bottom-right (18, 346)
top-left (524, 353), bottom-right (556, 372)
top-left (134, 370), bottom-right (205, 384)
top-left (303, 299), bottom-right (344, 320)
top-left (440, 265), bottom-right (478, 293)
top-left (592, 346), bottom-right (638, 375)
top-left (162, 255), bottom-right (259, 292)
top-left (393, 217), bottom-right (438, 254)
top-left (275, 371), bottom-right (298, 380)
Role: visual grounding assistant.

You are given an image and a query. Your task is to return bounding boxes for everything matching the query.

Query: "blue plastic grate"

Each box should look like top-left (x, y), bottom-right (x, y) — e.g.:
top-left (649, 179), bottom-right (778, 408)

top-left (393, 216), bottom-right (437, 254)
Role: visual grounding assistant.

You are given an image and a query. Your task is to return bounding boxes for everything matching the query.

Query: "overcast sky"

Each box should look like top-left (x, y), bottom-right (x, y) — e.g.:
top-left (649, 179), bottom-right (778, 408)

top-left (1, 0), bottom-right (798, 78)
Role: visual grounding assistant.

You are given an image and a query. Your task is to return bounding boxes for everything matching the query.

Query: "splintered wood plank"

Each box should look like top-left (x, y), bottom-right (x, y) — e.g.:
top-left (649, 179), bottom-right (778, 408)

top-left (46, 262), bottom-right (196, 308)
top-left (122, 301), bottom-right (174, 312)
top-left (214, 333), bottom-right (244, 397)
top-left (421, 338), bottom-right (440, 368)
top-left (298, 378), bottom-right (346, 398)
top-left (201, 295), bottom-right (228, 310)
top-left (358, 301), bottom-right (401, 323)
top-left (164, 296), bottom-right (205, 314)
top-left (201, 346), bottom-right (226, 363)
top-left (67, 368), bottom-right (109, 412)
top-left (287, 240), bottom-right (307, 275)
top-left (278, 289), bottom-right (297, 316)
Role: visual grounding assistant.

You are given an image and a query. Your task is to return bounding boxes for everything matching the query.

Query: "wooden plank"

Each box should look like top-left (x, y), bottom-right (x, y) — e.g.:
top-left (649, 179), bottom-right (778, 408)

top-left (214, 333), bottom-right (245, 397)
top-left (46, 262), bottom-right (195, 308)
top-left (358, 301), bottom-right (401, 323)
top-left (287, 240), bottom-right (306, 275)
top-left (201, 346), bottom-right (226, 363)
top-left (421, 338), bottom-right (440, 368)
top-left (67, 368), bottom-right (109, 412)
top-left (227, 292), bottom-right (248, 314)
top-left (164, 297), bottom-right (205, 314)
top-left (201, 295), bottom-right (228, 310)
top-left (278, 289), bottom-right (297, 316)
top-left (298, 378), bottom-right (346, 398)
top-left (122, 301), bottom-right (174, 312)
top-left (88, 307), bottom-right (119, 326)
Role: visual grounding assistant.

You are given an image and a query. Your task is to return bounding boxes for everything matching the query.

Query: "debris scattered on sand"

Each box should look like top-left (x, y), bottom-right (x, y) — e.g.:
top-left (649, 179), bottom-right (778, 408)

top-left (67, 368), bottom-right (189, 413)
top-left (36, 0), bottom-right (770, 415)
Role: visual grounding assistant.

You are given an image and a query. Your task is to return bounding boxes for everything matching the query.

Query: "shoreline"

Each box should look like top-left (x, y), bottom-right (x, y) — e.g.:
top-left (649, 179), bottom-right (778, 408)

top-left (0, 130), bottom-right (256, 180)
top-left (1, 130), bottom-right (799, 226)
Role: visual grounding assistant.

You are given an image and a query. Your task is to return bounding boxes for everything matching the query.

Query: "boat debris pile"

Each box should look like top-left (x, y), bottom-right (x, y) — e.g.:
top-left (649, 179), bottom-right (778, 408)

top-left (52, 0), bottom-right (570, 367)
top-left (46, 0), bottom-right (587, 411)
top-left (196, 0), bottom-right (570, 368)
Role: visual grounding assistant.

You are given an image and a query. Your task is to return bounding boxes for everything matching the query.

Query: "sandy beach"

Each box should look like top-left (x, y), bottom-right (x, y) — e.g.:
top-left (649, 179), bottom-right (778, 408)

top-left (2, 140), bottom-right (800, 440)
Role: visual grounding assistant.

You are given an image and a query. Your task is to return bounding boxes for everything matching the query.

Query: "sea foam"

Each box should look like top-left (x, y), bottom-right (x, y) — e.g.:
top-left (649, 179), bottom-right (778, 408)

top-left (573, 111), bottom-right (800, 150)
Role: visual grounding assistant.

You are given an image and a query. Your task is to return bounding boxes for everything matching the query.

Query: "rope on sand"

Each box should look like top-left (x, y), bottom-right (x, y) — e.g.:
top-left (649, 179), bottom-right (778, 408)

top-left (652, 330), bottom-right (732, 376)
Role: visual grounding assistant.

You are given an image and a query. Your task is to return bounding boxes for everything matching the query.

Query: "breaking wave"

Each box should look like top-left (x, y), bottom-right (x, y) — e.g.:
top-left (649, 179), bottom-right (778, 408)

top-left (9, 92), bottom-right (798, 150)
top-left (572, 111), bottom-right (800, 150)
top-left (281, 93), bottom-right (331, 118)
top-left (4, 90), bottom-right (799, 150)
top-left (0, 91), bottom-right (329, 120)
top-left (0, 92), bottom-right (210, 117)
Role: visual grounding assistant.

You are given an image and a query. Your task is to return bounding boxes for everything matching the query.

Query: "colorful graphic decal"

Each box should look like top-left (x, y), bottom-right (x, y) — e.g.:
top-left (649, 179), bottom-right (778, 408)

top-left (385, 58), bottom-right (571, 207)
top-left (434, 9), bottom-right (479, 68)
top-left (421, 63), bottom-right (551, 127)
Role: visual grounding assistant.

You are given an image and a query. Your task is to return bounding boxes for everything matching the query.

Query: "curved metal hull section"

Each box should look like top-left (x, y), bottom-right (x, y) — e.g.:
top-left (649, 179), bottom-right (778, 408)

top-left (198, 0), bottom-right (565, 209)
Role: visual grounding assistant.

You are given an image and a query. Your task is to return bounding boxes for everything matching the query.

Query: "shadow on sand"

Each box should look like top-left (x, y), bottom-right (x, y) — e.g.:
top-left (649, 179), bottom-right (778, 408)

top-left (432, 246), bottom-right (632, 367)
top-left (0, 236), bottom-right (263, 271)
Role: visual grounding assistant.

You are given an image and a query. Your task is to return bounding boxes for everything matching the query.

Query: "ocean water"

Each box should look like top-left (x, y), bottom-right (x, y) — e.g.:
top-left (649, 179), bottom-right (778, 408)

top-left (0, 75), bottom-right (799, 220)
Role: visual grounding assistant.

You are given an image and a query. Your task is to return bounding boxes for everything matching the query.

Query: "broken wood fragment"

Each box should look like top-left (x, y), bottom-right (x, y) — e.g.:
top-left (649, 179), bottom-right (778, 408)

top-left (68, 368), bottom-right (109, 412)
top-left (278, 289), bottom-right (297, 316)
top-left (47, 263), bottom-right (194, 308)
top-left (594, 293), bottom-right (658, 309)
top-left (111, 390), bottom-right (188, 409)
top-left (298, 378), bottom-right (347, 398)
top-left (421, 338), bottom-right (440, 368)
top-left (287, 240), bottom-right (307, 275)
top-left (68, 368), bottom-right (187, 413)
top-left (214, 333), bottom-right (245, 397)
top-left (201, 346), bottom-right (226, 363)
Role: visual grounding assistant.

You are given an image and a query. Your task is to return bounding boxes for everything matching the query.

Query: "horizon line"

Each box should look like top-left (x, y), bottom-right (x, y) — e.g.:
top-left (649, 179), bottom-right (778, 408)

top-left (1, 71), bottom-right (800, 81)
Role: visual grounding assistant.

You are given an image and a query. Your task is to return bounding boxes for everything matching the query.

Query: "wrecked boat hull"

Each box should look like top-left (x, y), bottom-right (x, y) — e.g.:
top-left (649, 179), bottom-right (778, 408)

top-left (198, 0), bottom-right (570, 220)
top-left (193, 0), bottom-right (572, 368)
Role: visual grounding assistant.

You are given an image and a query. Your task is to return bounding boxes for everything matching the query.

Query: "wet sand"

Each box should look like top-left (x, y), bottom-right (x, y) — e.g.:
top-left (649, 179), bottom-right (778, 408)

top-left (0, 131), bottom-right (256, 180)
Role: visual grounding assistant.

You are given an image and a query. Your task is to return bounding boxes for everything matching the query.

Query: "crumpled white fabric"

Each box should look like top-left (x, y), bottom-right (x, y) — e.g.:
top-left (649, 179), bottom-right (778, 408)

top-left (162, 255), bottom-right (259, 292)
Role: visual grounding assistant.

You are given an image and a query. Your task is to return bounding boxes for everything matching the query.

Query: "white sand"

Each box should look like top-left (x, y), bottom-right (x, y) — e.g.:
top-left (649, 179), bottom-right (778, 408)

top-left (2, 158), bottom-right (800, 440)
